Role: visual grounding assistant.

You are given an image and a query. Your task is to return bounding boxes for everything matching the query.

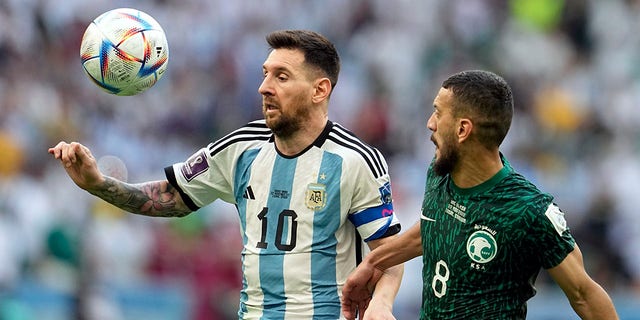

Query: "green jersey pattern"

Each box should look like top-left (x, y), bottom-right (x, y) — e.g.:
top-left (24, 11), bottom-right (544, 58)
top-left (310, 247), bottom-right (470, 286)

top-left (419, 155), bottom-right (575, 319)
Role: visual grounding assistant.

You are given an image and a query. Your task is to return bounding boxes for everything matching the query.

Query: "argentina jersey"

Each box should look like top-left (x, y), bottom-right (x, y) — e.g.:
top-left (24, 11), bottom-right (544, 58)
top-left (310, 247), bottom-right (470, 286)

top-left (165, 120), bottom-right (400, 319)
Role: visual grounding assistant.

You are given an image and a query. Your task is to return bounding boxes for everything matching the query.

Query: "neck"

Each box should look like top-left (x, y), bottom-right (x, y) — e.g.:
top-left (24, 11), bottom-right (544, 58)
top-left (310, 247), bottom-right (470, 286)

top-left (450, 149), bottom-right (503, 188)
top-left (274, 116), bottom-right (328, 156)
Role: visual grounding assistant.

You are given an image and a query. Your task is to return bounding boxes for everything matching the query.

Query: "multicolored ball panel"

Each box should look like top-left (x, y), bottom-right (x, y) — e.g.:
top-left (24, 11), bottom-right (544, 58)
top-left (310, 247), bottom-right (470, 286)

top-left (80, 8), bottom-right (169, 96)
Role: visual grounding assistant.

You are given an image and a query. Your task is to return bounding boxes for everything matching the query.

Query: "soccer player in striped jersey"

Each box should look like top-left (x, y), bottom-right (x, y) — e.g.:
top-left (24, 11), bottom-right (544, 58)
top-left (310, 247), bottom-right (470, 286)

top-left (49, 30), bottom-right (403, 319)
top-left (341, 70), bottom-right (618, 319)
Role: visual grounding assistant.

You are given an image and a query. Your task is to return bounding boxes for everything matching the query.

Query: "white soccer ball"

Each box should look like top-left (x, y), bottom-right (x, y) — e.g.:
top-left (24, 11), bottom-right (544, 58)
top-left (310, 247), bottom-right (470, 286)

top-left (80, 8), bottom-right (169, 96)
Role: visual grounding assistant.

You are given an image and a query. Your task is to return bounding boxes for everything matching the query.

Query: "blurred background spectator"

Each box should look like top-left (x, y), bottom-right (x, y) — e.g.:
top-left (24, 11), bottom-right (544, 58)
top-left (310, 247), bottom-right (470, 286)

top-left (0, 0), bottom-right (639, 319)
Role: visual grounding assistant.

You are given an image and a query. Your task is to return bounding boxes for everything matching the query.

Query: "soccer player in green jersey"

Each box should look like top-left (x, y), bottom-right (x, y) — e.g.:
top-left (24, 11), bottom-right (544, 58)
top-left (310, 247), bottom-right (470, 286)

top-left (341, 70), bottom-right (618, 319)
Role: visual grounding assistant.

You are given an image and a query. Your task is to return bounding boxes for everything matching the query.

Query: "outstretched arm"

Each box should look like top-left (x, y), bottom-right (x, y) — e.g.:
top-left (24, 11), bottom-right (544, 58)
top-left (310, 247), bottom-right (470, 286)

top-left (342, 222), bottom-right (423, 320)
top-left (48, 141), bottom-right (192, 218)
top-left (547, 244), bottom-right (618, 320)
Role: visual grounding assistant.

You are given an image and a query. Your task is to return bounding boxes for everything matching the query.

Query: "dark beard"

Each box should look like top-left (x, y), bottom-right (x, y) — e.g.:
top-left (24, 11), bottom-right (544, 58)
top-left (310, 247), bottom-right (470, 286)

top-left (433, 144), bottom-right (459, 176)
top-left (266, 111), bottom-right (303, 139)
top-left (265, 96), bottom-right (310, 139)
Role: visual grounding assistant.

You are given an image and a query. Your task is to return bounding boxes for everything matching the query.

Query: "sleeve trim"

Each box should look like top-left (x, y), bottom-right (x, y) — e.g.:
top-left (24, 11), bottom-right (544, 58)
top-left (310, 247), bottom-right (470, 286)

top-left (164, 166), bottom-right (200, 212)
top-left (364, 222), bottom-right (401, 242)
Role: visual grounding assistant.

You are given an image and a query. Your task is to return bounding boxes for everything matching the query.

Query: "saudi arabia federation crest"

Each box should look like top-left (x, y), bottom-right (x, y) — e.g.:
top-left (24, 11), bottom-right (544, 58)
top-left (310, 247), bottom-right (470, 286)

top-left (306, 183), bottom-right (326, 210)
top-left (466, 230), bottom-right (497, 264)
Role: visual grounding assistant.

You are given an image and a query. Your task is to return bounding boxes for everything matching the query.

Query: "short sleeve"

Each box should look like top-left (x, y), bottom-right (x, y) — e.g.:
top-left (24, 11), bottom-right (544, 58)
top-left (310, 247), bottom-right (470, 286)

top-left (165, 145), bottom-right (236, 209)
top-left (532, 203), bottom-right (576, 269)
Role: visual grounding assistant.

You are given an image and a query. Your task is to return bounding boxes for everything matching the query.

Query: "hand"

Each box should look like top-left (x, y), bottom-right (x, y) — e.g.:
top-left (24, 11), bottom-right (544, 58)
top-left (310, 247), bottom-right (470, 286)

top-left (48, 141), bottom-right (104, 190)
top-left (341, 261), bottom-right (383, 320)
top-left (360, 295), bottom-right (396, 320)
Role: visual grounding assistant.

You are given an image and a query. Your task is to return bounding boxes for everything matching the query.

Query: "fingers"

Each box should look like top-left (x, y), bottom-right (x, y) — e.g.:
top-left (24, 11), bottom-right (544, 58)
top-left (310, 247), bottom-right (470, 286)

top-left (48, 141), bottom-right (66, 158)
top-left (341, 297), bottom-right (371, 320)
top-left (62, 142), bottom-right (79, 167)
top-left (341, 299), bottom-right (357, 320)
top-left (48, 141), bottom-right (86, 167)
top-left (341, 292), bottom-right (360, 320)
top-left (342, 282), bottom-right (374, 320)
top-left (358, 298), bottom-right (371, 317)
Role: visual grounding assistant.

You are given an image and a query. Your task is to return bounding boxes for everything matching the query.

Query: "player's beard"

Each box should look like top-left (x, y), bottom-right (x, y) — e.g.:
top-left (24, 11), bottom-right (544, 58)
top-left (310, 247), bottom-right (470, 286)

top-left (432, 130), bottom-right (460, 177)
top-left (264, 95), bottom-right (311, 139)
top-left (267, 111), bottom-right (302, 138)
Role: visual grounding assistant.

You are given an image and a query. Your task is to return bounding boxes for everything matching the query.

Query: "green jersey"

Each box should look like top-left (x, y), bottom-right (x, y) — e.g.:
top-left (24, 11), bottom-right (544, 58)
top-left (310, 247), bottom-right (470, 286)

top-left (419, 155), bottom-right (575, 319)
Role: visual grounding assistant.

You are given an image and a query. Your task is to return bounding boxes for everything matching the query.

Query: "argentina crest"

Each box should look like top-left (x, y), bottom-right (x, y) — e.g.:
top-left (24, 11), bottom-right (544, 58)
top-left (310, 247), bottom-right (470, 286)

top-left (306, 183), bottom-right (326, 210)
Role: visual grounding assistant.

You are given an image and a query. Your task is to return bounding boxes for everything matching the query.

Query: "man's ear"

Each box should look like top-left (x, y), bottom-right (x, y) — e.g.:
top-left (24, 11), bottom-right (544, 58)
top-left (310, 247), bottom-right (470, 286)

top-left (457, 118), bottom-right (473, 143)
top-left (312, 78), bottom-right (332, 103)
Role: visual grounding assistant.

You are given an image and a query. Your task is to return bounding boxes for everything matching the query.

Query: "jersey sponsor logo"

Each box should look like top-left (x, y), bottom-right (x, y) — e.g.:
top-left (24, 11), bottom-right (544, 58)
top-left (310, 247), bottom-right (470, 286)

top-left (305, 183), bottom-right (326, 210)
top-left (466, 230), bottom-right (497, 264)
top-left (181, 150), bottom-right (209, 182)
top-left (545, 203), bottom-right (568, 236)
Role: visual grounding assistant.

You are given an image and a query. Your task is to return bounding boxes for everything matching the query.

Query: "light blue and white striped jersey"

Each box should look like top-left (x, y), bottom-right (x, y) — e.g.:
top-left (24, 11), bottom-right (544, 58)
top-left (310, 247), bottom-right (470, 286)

top-left (165, 120), bottom-right (400, 319)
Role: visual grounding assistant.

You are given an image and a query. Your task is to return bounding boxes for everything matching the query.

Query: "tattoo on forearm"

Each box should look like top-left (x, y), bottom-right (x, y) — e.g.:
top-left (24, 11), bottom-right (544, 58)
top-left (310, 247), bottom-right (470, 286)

top-left (89, 176), bottom-right (190, 217)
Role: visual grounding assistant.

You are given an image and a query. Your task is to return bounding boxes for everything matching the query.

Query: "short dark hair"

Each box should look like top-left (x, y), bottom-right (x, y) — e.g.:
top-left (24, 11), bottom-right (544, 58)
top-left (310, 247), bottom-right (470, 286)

top-left (442, 70), bottom-right (514, 148)
top-left (266, 30), bottom-right (340, 90)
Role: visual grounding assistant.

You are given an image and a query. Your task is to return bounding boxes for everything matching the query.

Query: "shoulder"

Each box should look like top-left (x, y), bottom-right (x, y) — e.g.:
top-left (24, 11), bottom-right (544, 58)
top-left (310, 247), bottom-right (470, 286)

top-left (324, 122), bottom-right (388, 179)
top-left (501, 170), bottom-right (548, 200)
top-left (208, 120), bottom-right (272, 157)
top-left (492, 171), bottom-right (557, 225)
top-left (494, 169), bottom-right (551, 202)
top-left (496, 155), bottom-right (549, 201)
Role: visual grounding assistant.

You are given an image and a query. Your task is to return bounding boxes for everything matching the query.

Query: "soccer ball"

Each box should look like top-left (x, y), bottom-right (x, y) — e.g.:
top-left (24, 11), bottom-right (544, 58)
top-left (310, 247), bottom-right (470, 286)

top-left (80, 8), bottom-right (169, 96)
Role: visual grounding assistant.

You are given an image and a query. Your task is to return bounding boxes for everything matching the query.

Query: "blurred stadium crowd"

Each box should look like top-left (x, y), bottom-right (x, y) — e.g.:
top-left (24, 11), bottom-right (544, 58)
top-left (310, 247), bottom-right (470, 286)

top-left (1, 0), bottom-right (640, 319)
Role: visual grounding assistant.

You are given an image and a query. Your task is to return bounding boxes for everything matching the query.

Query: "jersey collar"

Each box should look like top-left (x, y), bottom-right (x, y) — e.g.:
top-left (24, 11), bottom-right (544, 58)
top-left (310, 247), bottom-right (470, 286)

top-left (449, 153), bottom-right (511, 196)
top-left (273, 120), bottom-right (333, 158)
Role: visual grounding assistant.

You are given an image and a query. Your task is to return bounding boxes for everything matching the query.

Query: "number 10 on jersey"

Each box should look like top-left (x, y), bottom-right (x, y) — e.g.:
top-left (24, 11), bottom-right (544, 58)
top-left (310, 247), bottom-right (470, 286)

top-left (256, 207), bottom-right (298, 251)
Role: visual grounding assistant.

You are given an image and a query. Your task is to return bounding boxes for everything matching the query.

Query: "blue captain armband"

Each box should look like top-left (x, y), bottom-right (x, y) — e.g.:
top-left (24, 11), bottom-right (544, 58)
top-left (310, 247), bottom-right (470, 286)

top-left (349, 203), bottom-right (395, 241)
top-left (363, 219), bottom-right (393, 242)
